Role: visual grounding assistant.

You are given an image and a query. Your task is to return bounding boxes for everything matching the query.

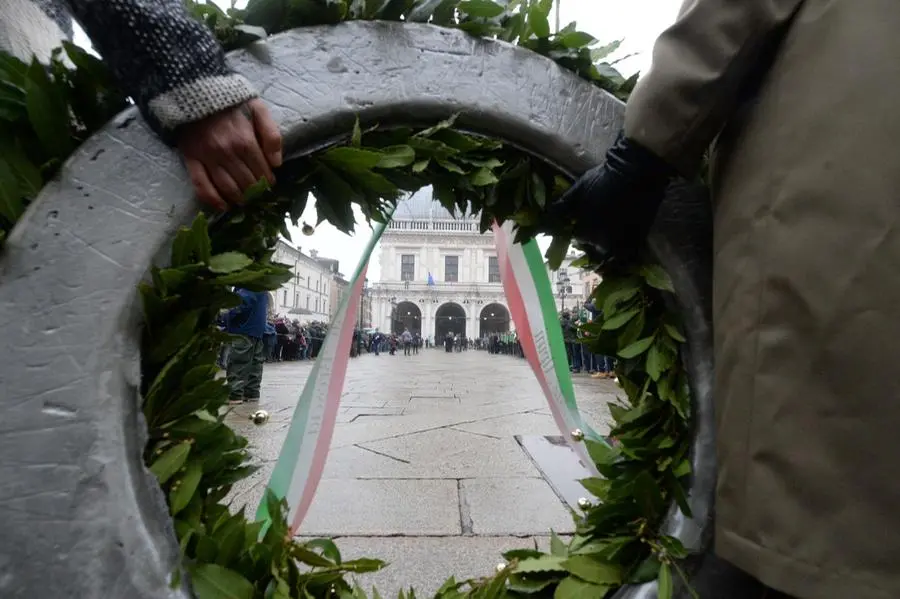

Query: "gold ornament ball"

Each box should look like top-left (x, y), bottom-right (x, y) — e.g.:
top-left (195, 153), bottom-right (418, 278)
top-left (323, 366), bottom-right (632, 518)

top-left (495, 562), bottom-right (507, 573)
top-left (570, 428), bottom-right (585, 442)
top-left (250, 410), bottom-right (269, 426)
top-left (577, 497), bottom-right (592, 510)
top-left (302, 223), bottom-right (315, 236)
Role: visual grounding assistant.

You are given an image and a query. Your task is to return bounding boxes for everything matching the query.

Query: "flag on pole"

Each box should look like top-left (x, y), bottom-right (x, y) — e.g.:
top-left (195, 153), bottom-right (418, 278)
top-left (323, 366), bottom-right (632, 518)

top-left (427, 272), bottom-right (435, 286)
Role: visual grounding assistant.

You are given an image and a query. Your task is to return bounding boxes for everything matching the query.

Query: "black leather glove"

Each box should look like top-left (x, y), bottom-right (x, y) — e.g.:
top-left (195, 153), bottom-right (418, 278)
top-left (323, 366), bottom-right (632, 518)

top-left (546, 132), bottom-right (676, 263)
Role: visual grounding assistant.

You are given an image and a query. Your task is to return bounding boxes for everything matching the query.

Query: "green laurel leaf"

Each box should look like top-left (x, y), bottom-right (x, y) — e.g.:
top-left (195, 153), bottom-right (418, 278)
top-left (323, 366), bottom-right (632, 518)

top-left (458, 0), bottom-right (505, 18)
top-left (553, 576), bottom-right (610, 599)
top-left (658, 563), bottom-right (674, 599)
top-left (169, 461), bottom-right (202, 516)
top-left (149, 442), bottom-right (191, 484)
top-left (208, 252), bottom-right (253, 274)
top-left (189, 563), bottom-right (254, 599)
top-left (618, 336), bottom-right (654, 359)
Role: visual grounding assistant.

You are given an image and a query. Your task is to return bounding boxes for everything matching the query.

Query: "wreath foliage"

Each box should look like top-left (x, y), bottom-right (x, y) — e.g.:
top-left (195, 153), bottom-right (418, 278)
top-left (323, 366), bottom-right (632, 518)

top-left (0, 1), bottom-right (694, 598)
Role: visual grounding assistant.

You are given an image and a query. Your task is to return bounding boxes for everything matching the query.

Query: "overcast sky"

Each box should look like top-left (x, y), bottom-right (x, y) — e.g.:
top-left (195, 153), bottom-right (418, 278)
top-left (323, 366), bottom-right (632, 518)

top-left (75, 0), bottom-right (683, 279)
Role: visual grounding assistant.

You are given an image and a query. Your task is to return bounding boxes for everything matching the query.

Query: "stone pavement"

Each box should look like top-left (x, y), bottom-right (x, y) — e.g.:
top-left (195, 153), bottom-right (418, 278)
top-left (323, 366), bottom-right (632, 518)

top-left (226, 348), bottom-right (618, 596)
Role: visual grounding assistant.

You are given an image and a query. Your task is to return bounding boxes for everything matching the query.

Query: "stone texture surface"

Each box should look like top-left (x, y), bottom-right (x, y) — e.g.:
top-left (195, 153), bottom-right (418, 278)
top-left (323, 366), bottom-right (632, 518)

top-left (225, 349), bottom-right (614, 593)
top-left (301, 479), bottom-right (462, 536)
top-left (461, 478), bottom-right (576, 535)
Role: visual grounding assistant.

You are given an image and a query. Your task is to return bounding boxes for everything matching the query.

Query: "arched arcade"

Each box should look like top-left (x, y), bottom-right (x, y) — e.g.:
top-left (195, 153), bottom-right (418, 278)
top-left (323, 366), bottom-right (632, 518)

top-left (479, 303), bottom-right (511, 337)
top-left (392, 301), bottom-right (422, 335)
top-left (434, 302), bottom-right (466, 339)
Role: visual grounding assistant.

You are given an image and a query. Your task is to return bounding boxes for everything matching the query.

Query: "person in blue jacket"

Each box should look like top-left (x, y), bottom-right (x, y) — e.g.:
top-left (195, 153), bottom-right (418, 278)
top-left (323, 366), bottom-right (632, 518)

top-left (225, 288), bottom-right (269, 404)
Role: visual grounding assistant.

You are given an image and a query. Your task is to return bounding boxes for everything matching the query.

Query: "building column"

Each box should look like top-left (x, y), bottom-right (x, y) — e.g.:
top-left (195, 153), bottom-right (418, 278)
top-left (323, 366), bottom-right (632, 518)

top-left (377, 298), bottom-right (388, 332)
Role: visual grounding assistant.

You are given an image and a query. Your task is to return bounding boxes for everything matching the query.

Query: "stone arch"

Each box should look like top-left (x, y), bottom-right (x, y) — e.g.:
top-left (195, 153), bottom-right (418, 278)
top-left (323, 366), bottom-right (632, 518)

top-left (392, 301), bottom-right (421, 336)
top-left (0, 22), bottom-right (714, 599)
top-left (479, 302), bottom-right (510, 337)
top-left (434, 302), bottom-right (466, 339)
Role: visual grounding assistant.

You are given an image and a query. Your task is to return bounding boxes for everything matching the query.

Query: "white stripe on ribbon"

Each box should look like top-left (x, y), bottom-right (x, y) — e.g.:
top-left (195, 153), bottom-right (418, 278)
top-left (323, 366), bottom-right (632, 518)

top-left (493, 222), bottom-right (601, 475)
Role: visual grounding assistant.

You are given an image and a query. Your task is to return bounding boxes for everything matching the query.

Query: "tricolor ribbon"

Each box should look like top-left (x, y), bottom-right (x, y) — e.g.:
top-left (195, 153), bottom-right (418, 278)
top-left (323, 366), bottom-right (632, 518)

top-left (492, 221), bottom-right (603, 474)
top-left (257, 213), bottom-right (604, 534)
top-left (256, 212), bottom-right (392, 535)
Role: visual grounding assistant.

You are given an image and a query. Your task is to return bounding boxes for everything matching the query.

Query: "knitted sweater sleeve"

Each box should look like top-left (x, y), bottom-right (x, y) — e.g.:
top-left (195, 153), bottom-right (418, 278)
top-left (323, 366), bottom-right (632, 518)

top-left (63, 0), bottom-right (256, 140)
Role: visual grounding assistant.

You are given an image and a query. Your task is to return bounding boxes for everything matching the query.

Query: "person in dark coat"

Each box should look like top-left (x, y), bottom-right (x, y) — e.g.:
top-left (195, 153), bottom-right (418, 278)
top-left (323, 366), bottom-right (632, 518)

top-left (2, 0), bottom-right (282, 210)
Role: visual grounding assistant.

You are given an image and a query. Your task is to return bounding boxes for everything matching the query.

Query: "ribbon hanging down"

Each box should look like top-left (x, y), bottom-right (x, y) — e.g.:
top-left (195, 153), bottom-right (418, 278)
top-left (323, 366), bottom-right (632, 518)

top-left (256, 210), bottom-right (393, 536)
top-left (492, 221), bottom-right (604, 475)
top-left (257, 213), bottom-right (605, 534)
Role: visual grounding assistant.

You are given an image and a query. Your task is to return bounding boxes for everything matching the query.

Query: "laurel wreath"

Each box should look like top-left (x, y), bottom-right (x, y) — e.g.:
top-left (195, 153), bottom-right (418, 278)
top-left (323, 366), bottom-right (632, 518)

top-left (0, 1), bottom-right (695, 598)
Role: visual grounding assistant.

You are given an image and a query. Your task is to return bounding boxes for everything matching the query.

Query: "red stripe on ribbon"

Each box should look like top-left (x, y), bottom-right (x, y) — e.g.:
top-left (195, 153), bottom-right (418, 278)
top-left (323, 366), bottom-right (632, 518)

top-left (289, 266), bottom-right (368, 535)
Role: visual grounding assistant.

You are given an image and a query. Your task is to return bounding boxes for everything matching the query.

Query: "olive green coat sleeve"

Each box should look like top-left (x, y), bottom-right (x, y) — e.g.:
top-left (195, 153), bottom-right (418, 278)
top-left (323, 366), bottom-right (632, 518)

top-left (625, 0), bottom-right (806, 176)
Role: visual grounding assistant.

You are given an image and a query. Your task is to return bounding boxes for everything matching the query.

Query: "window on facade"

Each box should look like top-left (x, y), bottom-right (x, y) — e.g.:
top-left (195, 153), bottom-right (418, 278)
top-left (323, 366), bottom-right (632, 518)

top-left (316, 298), bottom-right (319, 312)
top-left (294, 293), bottom-right (299, 307)
top-left (316, 280), bottom-right (319, 291)
top-left (444, 255), bottom-right (459, 282)
top-left (283, 290), bottom-right (288, 304)
top-left (400, 254), bottom-right (415, 281)
top-left (306, 295), bottom-right (310, 309)
top-left (488, 256), bottom-right (501, 283)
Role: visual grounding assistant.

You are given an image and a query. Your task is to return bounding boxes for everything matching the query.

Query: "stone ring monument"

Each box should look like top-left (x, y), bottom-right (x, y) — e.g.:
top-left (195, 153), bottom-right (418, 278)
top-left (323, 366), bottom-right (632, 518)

top-left (0, 22), bottom-right (714, 599)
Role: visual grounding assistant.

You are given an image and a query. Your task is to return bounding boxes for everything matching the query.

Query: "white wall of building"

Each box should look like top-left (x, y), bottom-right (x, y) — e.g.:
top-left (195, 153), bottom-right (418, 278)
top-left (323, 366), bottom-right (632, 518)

top-left (271, 240), bottom-right (333, 322)
top-left (581, 270), bottom-right (601, 301)
top-left (369, 188), bottom-right (512, 341)
top-left (547, 253), bottom-right (587, 313)
top-left (329, 275), bottom-right (348, 320)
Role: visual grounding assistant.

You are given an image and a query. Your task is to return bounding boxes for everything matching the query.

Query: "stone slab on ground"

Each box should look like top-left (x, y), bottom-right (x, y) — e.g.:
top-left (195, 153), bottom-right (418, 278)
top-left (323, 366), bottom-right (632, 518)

top-left (340, 407), bottom-right (407, 423)
top-left (452, 411), bottom-right (563, 438)
top-left (221, 350), bottom-right (618, 591)
top-left (516, 435), bottom-right (596, 511)
top-left (328, 536), bottom-right (550, 598)
top-left (322, 444), bottom-right (412, 479)
top-left (300, 479), bottom-right (462, 536)
top-left (461, 478), bottom-right (575, 535)
top-left (361, 427), bottom-right (540, 479)
top-left (329, 400), bottom-right (538, 449)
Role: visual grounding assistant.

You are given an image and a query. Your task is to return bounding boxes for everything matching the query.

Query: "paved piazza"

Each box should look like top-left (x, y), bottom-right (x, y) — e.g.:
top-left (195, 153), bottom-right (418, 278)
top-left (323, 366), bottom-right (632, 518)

top-left (226, 348), bottom-right (617, 596)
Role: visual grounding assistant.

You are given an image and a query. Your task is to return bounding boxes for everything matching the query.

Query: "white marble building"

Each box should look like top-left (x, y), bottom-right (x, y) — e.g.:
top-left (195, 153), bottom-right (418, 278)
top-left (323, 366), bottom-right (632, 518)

top-left (369, 188), bottom-right (512, 341)
top-left (271, 240), bottom-right (334, 322)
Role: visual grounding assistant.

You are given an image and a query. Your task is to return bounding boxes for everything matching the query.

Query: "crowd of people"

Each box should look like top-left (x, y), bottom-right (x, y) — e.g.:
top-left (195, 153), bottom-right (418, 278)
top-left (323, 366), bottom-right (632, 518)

top-left (478, 305), bottom-right (616, 379)
top-left (441, 333), bottom-right (471, 352)
top-left (267, 317), bottom-right (328, 362)
top-left (484, 332), bottom-right (523, 357)
top-left (559, 306), bottom-right (616, 379)
top-left (351, 329), bottom-right (424, 357)
top-left (217, 283), bottom-right (617, 408)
